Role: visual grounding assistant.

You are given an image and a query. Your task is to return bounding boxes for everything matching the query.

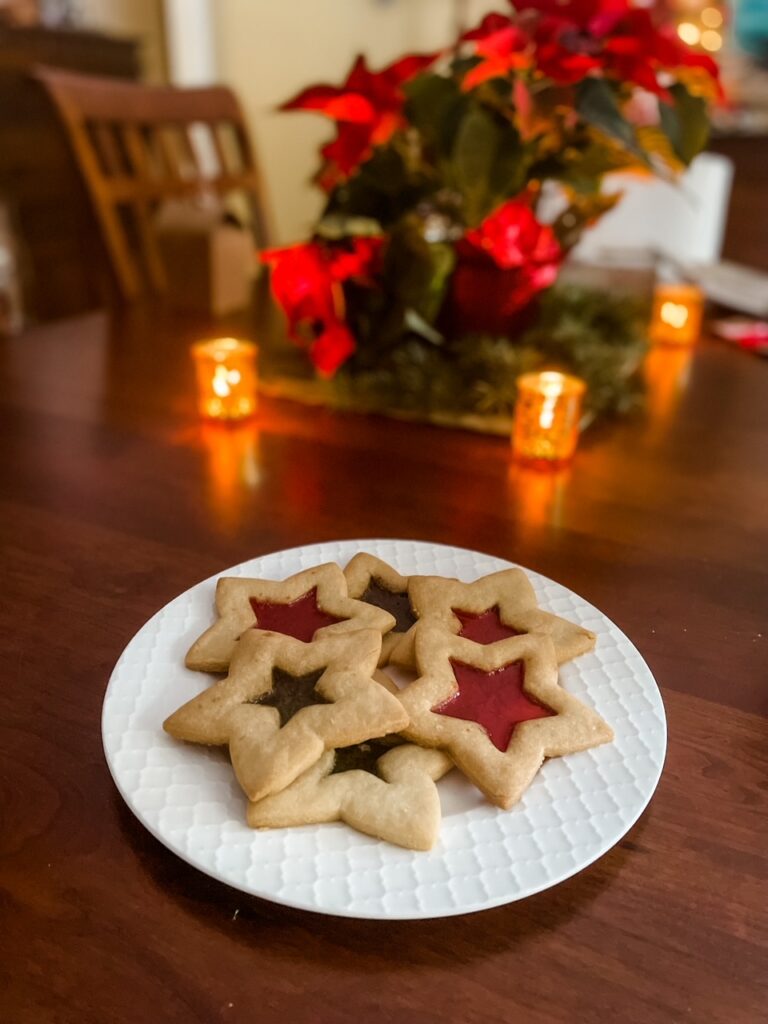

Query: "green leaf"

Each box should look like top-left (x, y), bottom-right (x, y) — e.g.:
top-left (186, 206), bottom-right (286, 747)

top-left (450, 106), bottom-right (498, 224)
top-left (446, 105), bottom-right (527, 225)
top-left (325, 146), bottom-right (432, 228)
top-left (404, 73), bottom-right (466, 159)
top-left (488, 127), bottom-right (530, 202)
top-left (385, 224), bottom-right (455, 325)
top-left (576, 79), bottom-right (647, 163)
top-left (659, 84), bottom-right (710, 165)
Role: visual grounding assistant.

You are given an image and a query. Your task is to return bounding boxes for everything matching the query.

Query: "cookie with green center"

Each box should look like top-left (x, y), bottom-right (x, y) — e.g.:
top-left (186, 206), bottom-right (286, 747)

top-left (392, 568), bottom-right (596, 670)
top-left (397, 627), bottom-right (612, 809)
top-left (165, 628), bottom-right (409, 802)
top-left (343, 553), bottom-right (419, 667)
top-left (247, 740), bottom-right (453, 850)
top-left (185, 563), bottom-right (396, 673)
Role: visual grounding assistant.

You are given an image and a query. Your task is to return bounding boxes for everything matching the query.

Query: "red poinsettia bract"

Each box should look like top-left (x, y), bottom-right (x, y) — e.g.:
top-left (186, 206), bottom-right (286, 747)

top-left (262, 238), bottom-right (383, 377)
top-left (599, 9), bottom-right (722, 98)
top-left (455, 2), bottom-right (721, 98)
top-left (448, 199), bottom-right (563, 336)
top-left (511, 0), bottom-right (721, 97)
top-left (461, 13), bottom-right (531, 91)
top-left (281, 53), bottom-right (438, 189)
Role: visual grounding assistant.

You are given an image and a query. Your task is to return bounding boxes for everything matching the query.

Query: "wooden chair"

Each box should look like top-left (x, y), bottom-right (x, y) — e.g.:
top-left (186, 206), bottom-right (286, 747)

top-left (35, 66), bottom-right (272, 300)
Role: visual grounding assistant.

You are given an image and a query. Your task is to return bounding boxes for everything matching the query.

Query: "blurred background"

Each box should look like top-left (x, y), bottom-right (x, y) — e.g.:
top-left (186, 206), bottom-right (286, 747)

top-left (1, 0), bottom-right (766, 328)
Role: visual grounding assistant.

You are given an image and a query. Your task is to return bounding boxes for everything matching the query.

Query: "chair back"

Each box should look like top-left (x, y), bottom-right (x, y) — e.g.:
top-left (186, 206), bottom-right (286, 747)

top-left (36, 66), bottom-right (271, 299)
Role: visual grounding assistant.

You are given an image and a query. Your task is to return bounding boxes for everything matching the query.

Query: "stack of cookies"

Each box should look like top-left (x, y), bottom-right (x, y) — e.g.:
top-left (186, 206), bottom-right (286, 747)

top-left (164, 554), bottom-right (613, 851)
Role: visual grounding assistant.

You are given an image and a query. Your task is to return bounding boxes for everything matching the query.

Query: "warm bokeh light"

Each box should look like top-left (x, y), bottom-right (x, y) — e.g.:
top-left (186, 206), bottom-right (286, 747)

top-left (677, 22), bottom-right (701, 45)
top-left (643, 345), bottom-right (694, 424)
top-left (512, 371), bottom-right (586, 468)
top-left (507, 462), bottom-right (571, 528)
top-left (701, 7), bottom-right (723, 28)
top-left (661, 301), bottom-right (689, 330)
top-left (650, 284), bottom-right (704, 346)
top-left (191, 338), bottom-right (258, 420)
top-left (700, 29), bottom-right (723, 52)
top-left (200, 420), bottom-right (261, 531)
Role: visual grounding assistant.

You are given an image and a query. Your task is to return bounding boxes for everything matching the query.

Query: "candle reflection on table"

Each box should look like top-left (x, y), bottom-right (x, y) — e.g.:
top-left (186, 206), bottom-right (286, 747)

top-left (644, 345), bottom-right (694, 425)
top-left (508, 461), bottom-right (571, 529)
top-left (200, 420), bottom-right (261, 531)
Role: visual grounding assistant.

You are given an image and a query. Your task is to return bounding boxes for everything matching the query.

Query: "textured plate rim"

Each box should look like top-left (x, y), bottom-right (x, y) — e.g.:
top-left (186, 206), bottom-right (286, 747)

top-left (102, 538), bottom-right (667, 920)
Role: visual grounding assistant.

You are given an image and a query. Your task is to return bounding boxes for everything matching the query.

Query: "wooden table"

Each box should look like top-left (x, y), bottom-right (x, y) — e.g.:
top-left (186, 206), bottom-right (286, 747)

top-left (2, 305), bottom-right (766, 1024)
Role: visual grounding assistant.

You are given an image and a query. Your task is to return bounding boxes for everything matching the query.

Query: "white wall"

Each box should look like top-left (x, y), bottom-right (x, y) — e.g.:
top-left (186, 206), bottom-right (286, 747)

top-left (213, 0), bottom-right (499, 243)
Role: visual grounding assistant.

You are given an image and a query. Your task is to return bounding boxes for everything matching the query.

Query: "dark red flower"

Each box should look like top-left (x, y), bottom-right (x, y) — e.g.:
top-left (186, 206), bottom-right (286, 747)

top-left (533, 19), bottom-right (604, 84)
top-left (461, 13), bottom-right (531, 91)
top-left (512, 0), bottom-right (630, 34)
top-left (262, 238), bottom-right (384, 376)
top-left (461, 197), bottom-right (562, 274)
top-left (281, 52), bottom-right (438, 187)
top-left (447, 199), bottom-right (563, 336)
top-left (508, 0), bottom-right (721, 97)
top-left (600, 9), bottom-right (722, 98)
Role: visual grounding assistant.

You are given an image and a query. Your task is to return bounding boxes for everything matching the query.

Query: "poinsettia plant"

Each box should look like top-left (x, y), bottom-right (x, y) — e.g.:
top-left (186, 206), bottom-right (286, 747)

top-left (263, 0), bottom-right (721, 404)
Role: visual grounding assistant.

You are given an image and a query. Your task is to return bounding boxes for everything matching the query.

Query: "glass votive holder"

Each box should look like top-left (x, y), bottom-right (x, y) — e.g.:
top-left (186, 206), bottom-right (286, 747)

top-left (512, 371), bottom-right (586, 468)
top-left (650, 283), bottom-right (704, 346)
top-left (191, 338), bottom-right (258, 421)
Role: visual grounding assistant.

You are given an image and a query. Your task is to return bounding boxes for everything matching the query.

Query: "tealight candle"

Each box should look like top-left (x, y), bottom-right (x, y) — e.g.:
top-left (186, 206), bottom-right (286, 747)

top-left (650, 283), bottom-right (704, 346)
top-left (512, 371), bottom-right (586, 467)
top-left (191, 338), bottom-right (258, 421)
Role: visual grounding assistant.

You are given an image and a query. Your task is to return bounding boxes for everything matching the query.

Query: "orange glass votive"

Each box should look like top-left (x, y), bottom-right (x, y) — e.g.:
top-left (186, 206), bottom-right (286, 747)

top-left (650, 284), bottom-right (704, 346)
top-left (512, 371), bottom-right (586, 467)
top-left (191, 338), bottom-right (258, 421)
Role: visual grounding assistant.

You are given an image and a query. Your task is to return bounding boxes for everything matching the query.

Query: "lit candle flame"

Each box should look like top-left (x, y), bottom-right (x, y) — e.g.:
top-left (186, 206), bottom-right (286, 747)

top-left (192, 338), bottom-right (258, 420)
top-left (537, 372), bottom-right (565, 429)
top-left (513, 371), bottom-right (585, 466)
top-left (212, 365), bottom-right (242, 397)
top-left (660, 301), bottom-right (689, 329)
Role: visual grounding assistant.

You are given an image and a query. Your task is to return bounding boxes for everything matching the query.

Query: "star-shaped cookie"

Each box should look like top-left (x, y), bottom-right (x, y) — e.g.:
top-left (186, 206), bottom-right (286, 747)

top-left (343, 553), bottom-right (419, 666)
top-left (397, 627), bottom-right (612, 809)
top-left (185, 563), bottom-right (396, 673)
top-left (392, 568), bottom-right (596, 669)
top-left (164, 628), bottom-right (409, 802)
top-left (247, 741), bottom-right (453, 850)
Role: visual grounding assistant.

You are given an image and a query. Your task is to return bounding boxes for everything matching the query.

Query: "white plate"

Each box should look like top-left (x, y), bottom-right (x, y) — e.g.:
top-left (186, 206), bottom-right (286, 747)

top-left (102, 539), bottom-right (666, 919)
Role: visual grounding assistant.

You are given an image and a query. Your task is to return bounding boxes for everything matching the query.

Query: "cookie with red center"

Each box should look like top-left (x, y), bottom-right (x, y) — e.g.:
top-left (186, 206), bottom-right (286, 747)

top-left (343, 553), bottom-right (419, 667)
top-left (391, 568), bottom-right (596, 669)
top-left (397, 627), bottom-right (612, 809)
top-left (165, 628), bottom-right (409, 803)
top-left (185, 563), bottom-right (395, 673)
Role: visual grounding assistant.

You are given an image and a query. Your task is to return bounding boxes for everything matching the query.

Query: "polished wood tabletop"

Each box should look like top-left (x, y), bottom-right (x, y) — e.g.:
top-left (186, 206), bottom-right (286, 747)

top-left (1, 303), bottom-right (766, 1024)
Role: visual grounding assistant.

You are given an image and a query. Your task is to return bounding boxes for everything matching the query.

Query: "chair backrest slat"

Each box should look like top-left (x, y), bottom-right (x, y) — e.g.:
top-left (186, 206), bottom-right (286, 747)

top-left (36, 65), bottom-right (272, 300)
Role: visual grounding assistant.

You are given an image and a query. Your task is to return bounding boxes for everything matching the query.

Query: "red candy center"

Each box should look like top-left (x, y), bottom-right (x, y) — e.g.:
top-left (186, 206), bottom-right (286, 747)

top-left (249, 587), bottom-right (344, 643)
top-left (434, 658), bottom-right (554, 752)
top-left (454, 606), bottom-right (524, 644)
